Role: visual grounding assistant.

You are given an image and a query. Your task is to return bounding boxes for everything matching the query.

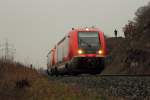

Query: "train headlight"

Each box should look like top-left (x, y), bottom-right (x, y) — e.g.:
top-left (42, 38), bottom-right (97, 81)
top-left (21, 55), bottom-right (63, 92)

top-left (98, 50), bottom-right (103, 55)
top-left (86, 28), bottom-right (89, 31)
top-left (78, 49), bottom-right (83, 54)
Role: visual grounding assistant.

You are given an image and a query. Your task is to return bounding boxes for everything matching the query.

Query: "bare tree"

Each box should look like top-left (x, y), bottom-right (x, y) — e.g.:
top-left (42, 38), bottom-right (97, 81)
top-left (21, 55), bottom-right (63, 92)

top-left (123, 2), bottom-right (150, 39)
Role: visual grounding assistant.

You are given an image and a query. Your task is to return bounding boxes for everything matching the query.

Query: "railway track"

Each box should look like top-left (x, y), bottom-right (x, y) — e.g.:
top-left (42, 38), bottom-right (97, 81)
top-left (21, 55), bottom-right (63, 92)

top-left (48, 74), bottom-right (150, 99)
top-left (48, 73), bottom-right (150, 77)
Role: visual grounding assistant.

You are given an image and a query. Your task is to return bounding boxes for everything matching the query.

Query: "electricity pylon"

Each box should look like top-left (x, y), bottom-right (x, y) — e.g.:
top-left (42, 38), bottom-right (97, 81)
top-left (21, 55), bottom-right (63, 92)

top-left (0, 39), bottom-right (16, 62)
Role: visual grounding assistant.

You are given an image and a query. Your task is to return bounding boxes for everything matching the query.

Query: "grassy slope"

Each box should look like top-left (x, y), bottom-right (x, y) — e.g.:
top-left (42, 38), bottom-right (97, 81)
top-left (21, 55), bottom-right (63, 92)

top-left (102, 37), bottom-right (150, 75)
top-left (0, 61), bottom-right (102, 100)
top-left (102, 37), bottom-right (128, 74)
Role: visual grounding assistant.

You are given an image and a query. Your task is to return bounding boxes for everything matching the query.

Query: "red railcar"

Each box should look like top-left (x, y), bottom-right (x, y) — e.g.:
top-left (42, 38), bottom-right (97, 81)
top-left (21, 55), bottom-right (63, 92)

top-left (47, 28), bottom-right (107, 75)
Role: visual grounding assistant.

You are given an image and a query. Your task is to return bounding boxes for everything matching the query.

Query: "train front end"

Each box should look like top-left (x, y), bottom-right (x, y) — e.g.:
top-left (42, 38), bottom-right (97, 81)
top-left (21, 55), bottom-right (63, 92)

top-left (69, 28), bottom-right (107, 74)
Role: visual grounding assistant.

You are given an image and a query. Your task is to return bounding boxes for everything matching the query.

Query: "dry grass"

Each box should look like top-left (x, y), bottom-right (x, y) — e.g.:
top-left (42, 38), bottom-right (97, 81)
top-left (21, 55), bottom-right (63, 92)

top-left (0, 61), bottom-right (103, 100)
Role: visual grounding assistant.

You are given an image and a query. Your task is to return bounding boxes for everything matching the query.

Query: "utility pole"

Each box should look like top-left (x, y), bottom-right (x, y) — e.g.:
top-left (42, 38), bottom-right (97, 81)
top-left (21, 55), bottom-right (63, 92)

top-left (5, 39), bottom-right (8, 60)
top-left (0, 39), bottom-right (16, 62)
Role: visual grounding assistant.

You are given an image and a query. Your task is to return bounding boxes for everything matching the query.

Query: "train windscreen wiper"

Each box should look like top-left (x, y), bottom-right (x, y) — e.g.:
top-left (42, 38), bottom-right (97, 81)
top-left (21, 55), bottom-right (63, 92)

top-left (79, 39), bottom-right (92, 48)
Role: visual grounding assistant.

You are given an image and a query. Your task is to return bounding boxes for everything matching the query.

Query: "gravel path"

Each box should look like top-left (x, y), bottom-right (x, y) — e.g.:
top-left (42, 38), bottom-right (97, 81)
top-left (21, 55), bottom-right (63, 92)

top-left (48, 75), bottom-right (150, 100)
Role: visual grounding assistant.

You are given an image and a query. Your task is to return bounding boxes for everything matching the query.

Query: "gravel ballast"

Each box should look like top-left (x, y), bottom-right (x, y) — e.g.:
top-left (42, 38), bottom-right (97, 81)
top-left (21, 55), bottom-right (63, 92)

top-left (49, 75), bottom-right (150, 100)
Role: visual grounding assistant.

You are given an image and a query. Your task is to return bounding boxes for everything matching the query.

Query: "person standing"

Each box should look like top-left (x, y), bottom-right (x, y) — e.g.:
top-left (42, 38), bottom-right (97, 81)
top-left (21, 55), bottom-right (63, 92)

top-left (114, 29), bottom-right (118, 38)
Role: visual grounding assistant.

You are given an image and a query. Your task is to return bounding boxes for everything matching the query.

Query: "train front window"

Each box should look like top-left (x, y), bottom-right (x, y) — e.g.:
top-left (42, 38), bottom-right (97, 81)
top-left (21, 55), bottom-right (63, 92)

top-left (78, 32), bottom-right (100, 53)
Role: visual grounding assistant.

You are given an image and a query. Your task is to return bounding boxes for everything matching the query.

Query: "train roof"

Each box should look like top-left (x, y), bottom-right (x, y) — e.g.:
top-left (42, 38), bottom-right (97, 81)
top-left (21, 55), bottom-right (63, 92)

top-left (47, 46), bottom-right (56, 55)
top-left (69, 27), bottom-right (103, 33)
top-left (47, 27), bottom-right (103, 56)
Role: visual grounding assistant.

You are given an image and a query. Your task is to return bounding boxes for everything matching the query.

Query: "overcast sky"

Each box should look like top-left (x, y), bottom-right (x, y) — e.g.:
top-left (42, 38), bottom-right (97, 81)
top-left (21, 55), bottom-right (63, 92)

top-left (0, 0), bottom-right (149, 69)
